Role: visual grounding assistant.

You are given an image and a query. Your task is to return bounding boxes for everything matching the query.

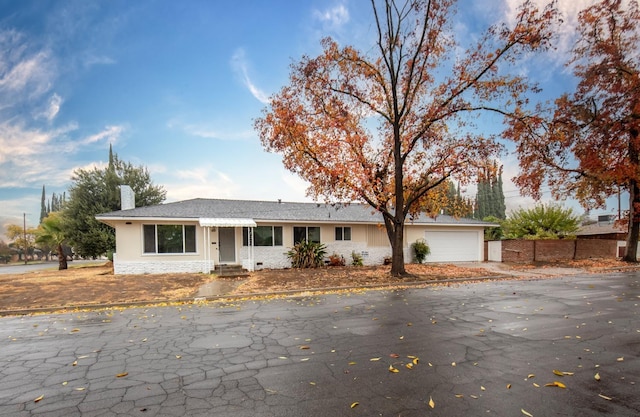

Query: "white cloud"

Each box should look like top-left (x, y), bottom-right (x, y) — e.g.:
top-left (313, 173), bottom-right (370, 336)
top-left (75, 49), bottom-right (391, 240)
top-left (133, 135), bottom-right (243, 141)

top-left (82, 53), bottom-right (116, 68)
top-left (183, 124), bottom-right (254, 141)
top-left (502, 0), bottom-right (599, 59)
top-left (0, 121), bottom-right (79, 186)
top-left (81, 125), bottom-right (125, 145)
top-left (230, 48), bottom-right (270, 104)
top-left (164, 167), bottom-right (238, 202)
top-left (313, 3), bottom-right (350, 29)
top-left (0, 29), bottom-right (55, 104)
top-left (35, 93), bottom-right (63, 122)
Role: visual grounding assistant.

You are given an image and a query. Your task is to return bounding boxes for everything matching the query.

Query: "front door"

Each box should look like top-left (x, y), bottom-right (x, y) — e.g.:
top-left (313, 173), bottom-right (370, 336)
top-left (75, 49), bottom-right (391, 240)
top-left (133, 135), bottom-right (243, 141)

top-left (218, 227), bottom-right (236, 263)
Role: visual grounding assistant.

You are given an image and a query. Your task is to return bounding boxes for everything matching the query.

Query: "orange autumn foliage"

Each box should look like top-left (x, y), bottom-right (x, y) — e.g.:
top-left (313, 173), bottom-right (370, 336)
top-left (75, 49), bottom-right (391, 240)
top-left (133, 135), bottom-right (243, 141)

top-left (255, 0), bottom-right (558, 275)
top-left (506, 0), bottom-right (640, 261)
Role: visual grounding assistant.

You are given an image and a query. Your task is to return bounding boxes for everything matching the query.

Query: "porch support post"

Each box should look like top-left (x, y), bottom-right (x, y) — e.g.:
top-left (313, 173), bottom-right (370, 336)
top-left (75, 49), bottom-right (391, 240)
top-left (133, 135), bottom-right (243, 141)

top-left (203, 226), bottom-right (214, 273)
top-left (248, 226), bottom-right (254, 272)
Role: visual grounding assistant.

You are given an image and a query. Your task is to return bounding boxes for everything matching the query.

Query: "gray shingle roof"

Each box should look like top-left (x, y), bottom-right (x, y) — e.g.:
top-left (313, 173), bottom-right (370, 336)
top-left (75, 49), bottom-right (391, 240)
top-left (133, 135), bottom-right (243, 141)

top-left (96, 198), bottom-right (491, 226)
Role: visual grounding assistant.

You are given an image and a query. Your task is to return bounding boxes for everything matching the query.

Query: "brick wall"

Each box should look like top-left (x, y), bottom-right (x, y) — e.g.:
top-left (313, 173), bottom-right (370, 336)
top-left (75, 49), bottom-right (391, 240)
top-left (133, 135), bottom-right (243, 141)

top-left (497, 239), bottom-right (619, 263)
top-left (501, 240), bottom-right (535, 263)
top-left (575, 239), bottom-right (619, 259)
top-left (534, 240), bottom-right (576, 261)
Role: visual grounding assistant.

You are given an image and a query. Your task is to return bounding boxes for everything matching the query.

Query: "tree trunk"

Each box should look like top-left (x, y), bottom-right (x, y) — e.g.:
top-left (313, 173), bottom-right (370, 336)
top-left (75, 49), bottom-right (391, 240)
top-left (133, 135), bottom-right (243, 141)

top-left (624, 178), bottom-right (640, 262)
top-left (57, 244), bottom-right (68, 270)
top-left (624, 127), bottom-right (640, 262)
top-left (389, 218), bottom-right (406, 277)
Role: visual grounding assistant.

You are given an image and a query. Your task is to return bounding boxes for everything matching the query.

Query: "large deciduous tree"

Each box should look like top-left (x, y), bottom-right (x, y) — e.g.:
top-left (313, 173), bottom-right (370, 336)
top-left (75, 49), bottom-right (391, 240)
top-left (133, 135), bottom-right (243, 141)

top-left (502, 204), bottom-right (580, 240)
top-left (508, 0), bottom-right (640, 261)
top-left (63, 146), bottom-right (166, 258)
top-left (5, 224), bottom-right (37, 262)
top-left (255, 0), bottom-right (558, 276)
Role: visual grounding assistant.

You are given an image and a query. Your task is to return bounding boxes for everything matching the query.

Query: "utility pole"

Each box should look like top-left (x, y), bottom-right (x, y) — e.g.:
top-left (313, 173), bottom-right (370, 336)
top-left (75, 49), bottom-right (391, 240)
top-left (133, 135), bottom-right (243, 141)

top-left (23, 213), bottom-right (27, 265)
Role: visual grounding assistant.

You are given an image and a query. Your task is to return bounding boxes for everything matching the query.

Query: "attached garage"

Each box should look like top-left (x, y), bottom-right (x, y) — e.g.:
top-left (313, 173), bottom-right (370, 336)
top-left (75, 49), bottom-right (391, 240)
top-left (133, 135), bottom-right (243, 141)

top-left (423, 230), bottom-right (482, 262)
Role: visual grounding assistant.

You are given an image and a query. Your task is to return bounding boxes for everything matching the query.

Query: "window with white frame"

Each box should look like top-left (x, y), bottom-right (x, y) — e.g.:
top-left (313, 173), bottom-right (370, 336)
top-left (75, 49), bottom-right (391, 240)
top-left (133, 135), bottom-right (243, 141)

top-left (293, 226), bottom-right (320, 244)
top-left (242, 226), bottom-right (283, 246)
top-left (335, 226), bottom-right (352, 241)
top-left (143, 224), bottom-right (196, 254)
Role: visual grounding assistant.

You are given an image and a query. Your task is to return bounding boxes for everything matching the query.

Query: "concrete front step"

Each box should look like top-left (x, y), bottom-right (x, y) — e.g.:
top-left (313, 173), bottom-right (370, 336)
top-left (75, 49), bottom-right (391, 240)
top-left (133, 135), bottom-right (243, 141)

top-left (212, 264), bottom-right (250, 278)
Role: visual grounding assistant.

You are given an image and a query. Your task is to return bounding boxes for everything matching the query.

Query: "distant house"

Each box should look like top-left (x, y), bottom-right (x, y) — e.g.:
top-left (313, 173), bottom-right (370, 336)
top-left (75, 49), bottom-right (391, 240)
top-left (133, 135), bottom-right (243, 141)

top-left (96, 196), bottom-right (495, 275)
top-left (576, 218), bottom-right (627, 241)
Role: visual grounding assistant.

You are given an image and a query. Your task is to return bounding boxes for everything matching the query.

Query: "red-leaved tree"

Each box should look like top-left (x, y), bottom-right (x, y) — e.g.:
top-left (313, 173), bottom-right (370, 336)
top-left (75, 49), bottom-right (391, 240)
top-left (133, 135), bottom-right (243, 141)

top-left (507, 0), bottom-right (640, 261)
top-left (255, 0), bottom-right (558, 276)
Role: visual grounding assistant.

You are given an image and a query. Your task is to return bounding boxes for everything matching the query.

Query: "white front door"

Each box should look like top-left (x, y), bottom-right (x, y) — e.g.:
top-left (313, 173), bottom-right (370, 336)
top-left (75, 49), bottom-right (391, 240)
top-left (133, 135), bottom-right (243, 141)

top-left (219, 227), bottom-right (236, 263)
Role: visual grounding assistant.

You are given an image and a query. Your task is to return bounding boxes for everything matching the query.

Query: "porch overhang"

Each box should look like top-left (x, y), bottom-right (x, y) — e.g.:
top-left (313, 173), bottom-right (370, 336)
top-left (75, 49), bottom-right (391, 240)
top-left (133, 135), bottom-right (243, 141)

top-left (198, 218), bottom-right (257, 228)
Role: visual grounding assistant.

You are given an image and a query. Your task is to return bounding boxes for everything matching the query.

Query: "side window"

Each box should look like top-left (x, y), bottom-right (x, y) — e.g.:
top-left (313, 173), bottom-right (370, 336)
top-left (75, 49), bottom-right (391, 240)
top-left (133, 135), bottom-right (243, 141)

top-left (308, 227), bottom-right (320, 243)
top-left (143, 225), bottom-right (156, 253)
top-left (335, 226), bottom-right (351, 241)
top-left (184, 225), bottom-right (196, 253)
top-left (243, 226), bottom-right (284, 246)
top-left (293, 226), bottom-right (307, 244)
top-left (273, 226), bottom-right (283, 246)
top-left (294, 226), bottom-right (320, 244)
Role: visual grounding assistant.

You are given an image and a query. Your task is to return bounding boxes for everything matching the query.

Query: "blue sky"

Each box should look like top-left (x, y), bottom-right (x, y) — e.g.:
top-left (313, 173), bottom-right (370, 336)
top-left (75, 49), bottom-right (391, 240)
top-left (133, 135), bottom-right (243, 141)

top-left (0, 0), bottom-right (621, 238)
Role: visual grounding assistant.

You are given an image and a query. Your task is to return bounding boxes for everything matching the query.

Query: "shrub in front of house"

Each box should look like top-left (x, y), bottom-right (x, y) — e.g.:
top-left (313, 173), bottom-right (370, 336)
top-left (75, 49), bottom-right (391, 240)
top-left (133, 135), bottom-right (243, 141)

top-left (287, 240), bottom-right (327, 268)
top-left (328, 252), bottom-right (346, 266)
top-left (351, 251), bottom-right (364, 266)
top-left (412, 239), bottom-right (431, 263)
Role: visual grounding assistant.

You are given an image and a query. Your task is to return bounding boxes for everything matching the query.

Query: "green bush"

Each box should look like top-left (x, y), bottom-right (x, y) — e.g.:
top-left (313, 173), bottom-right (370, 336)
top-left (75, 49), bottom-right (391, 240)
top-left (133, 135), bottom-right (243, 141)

top-left (412, 239), bottom-right (431, 263)
top-left (351, 251), bottom-right (364, 266)
top-left (287, 240), bottom-right (327, 268)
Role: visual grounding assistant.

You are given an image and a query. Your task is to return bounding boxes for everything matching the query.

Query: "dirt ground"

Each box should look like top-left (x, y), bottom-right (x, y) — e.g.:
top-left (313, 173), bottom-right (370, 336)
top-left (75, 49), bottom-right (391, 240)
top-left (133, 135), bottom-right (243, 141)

top-left (0, 259), bottom-right (635, 313)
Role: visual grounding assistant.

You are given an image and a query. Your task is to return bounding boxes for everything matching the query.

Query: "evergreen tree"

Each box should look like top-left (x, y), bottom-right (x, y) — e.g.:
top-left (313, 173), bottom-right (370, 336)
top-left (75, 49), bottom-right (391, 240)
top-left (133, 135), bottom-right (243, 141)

top-left (62, 146), bottom-right (166, 258)
top-left (475, 160), bottom-right (506, 220)
top-left (495, 166), bottom-right (506, 219)
top-left (39, 185), bottom-right (47, 223)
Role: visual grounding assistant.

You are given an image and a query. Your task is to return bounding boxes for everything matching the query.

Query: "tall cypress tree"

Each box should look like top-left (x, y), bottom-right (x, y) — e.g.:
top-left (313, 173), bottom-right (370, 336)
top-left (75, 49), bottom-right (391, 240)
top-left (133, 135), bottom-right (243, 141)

top-left (475, 160), bottom-right (506, 220)
top-left (495, 166), bottom-right (506, 219)
top-left (39, 185), bottom-right (47, 223)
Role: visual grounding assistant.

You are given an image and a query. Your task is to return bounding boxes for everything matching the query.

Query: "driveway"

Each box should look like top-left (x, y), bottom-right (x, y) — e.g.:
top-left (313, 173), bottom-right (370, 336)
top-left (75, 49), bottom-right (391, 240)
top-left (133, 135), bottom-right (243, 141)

top-left (0, 272), bottom-right (638, 416)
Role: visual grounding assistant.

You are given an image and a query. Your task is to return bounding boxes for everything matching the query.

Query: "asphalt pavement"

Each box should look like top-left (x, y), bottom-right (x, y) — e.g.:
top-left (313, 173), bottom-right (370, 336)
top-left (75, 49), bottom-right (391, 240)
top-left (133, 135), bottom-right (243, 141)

top-left (0, 271), bottom-right (638, 416)
top-left (0, 260), bottom-right (104, 275)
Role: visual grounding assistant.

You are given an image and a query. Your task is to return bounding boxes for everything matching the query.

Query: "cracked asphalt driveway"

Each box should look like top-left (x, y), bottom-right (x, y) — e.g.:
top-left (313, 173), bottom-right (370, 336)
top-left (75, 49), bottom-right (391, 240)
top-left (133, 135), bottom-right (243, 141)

top-left (1, 272), bottom-right (639, 417)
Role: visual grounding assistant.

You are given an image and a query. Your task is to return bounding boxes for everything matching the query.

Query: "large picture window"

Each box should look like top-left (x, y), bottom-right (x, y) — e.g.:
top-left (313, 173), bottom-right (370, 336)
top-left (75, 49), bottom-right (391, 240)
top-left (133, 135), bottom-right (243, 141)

top-left (293, 226), bottom-right (320, 244)
top-left (242, 226), bottom-right (283, 246)
top-left (143, 224), bottom-right (196, 254)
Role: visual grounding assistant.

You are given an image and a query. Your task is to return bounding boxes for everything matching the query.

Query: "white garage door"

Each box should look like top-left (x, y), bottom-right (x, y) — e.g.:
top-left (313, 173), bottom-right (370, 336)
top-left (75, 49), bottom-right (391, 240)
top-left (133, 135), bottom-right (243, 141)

top-left (423, 231), bottom-right (480, 262)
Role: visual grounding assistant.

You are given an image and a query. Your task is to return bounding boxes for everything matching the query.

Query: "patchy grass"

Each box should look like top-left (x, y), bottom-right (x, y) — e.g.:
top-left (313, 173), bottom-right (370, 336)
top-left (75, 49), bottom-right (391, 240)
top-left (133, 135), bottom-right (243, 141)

top-left (233, 263), bottom-right (502, 295)
top-left (0, 262), bottom-right (215, 311)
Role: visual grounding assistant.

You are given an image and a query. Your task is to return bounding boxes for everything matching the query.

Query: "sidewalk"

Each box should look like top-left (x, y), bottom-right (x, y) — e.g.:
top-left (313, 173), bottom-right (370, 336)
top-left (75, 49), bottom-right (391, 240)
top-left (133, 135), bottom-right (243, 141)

top-left (456, 261), bottom-right (588, 277)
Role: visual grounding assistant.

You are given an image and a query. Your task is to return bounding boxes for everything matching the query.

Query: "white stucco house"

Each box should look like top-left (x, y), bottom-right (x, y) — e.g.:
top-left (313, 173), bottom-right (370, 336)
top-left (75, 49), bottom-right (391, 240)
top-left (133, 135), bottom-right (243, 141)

top-left (96, 195), bottom-right (493, 275)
